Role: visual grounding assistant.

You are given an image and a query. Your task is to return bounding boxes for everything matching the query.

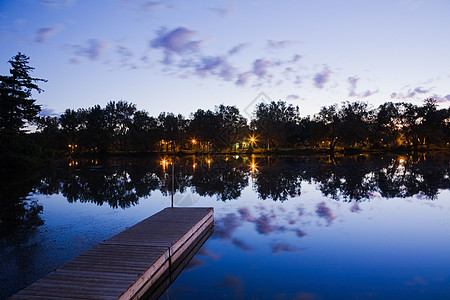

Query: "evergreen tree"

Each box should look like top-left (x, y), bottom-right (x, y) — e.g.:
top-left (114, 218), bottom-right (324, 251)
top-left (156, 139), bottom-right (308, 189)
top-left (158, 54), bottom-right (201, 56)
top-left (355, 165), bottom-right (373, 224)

top-left (0, 52), bottom-right (47, 135)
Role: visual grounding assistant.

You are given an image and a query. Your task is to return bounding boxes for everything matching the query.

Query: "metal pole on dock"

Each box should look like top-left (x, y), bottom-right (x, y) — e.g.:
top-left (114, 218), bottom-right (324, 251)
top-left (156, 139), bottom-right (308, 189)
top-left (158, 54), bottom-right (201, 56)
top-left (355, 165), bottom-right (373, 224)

top-left (171, 162), bottom-right (174, 207)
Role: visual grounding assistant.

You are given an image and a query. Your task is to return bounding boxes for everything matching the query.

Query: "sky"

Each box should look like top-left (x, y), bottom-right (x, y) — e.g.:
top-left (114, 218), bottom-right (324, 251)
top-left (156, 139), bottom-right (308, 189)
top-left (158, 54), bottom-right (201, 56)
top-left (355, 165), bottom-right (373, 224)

top-left (1, 0), bottom-right (449, 120)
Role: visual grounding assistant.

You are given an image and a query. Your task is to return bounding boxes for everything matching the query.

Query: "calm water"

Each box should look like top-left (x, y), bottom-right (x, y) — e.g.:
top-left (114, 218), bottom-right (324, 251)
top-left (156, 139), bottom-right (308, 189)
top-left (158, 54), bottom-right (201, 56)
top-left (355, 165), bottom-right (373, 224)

top-left (1, 153), bottom-right (450, 299)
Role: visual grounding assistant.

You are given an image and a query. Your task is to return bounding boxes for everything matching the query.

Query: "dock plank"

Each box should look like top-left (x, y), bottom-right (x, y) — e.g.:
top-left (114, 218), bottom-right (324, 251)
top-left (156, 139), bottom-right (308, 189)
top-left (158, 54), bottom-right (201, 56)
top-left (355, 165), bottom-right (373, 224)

top-left (10, 207), bottom-right (214, 300)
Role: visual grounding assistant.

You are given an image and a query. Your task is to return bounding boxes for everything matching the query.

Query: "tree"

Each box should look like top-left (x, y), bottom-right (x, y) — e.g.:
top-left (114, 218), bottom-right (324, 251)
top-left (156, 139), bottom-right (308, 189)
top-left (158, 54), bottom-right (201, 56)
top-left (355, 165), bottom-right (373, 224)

top-left (314, 104), bottom-right (340, 152)
top-left (187, 109), bottom-right (218, 152)
top-left (157, 112), bottom-right (186, 152)
top-left (104, 100), bottom-right (137, 151)
top-left (128, 110), bottom-right (158, 151)
top-left (0, 52), bottom-right (46, 134)
top-left (215, 105), bottom-right (248, 150)
top-left (252, 100), bottom-right (300, 150)
top-left (338, 101), bottom-right (370, 149)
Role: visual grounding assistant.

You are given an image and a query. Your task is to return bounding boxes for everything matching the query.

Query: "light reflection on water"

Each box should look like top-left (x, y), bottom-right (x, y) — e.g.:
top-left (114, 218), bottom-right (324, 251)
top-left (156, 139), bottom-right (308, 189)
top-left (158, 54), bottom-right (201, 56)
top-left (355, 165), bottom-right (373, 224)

top-left (1, 154), bottom-right (450, 299)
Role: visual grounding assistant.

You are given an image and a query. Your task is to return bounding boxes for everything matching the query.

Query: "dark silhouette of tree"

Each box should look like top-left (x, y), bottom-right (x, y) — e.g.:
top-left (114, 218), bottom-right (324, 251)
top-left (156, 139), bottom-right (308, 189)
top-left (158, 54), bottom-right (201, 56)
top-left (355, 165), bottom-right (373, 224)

top-left (157, 112), bottom-right (186, 152)
top-left (314, 104), bottom-right (340, 152)
top-left (252, 100), bottom-right (300, 150)
top-left (370, 102), bottom-right (400, 148)
top-left (214, 105), bottom-right (248, 150)
top-left (415, 98), bottom-right (449, 147)
top-left (104, 100), bottom-right (137, 152)
top-left (338, 101), bottom-right (371, 149)
top-left (81, 105), bottom-right (110, 152)
top-left (59, 108), bottom-right (83, 152)
top-left (35, 116), bottom-right (61, 153)
top-left (0, 52), bottom-right (46, 135)
top-left (188, 109), bottom-right (219, 152)
top-left (128, 110), bottom-right (159, 151)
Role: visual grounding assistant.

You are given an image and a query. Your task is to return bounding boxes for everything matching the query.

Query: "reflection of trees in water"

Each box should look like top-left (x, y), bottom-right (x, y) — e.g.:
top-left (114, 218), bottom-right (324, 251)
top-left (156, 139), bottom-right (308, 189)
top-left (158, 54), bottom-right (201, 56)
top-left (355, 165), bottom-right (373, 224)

top-left (2, 153), bottom-right (448, 234)
top-left (189, 157), bottom-right (249, 201)
top-left (0, 169), bottom-right (44, 239)
top-left (304, 154), bottom-right (449, 201)
top-left (33, 154), bottom-right (450, 207)
top-left (253, 156), bottom-right (302, 201)
top-left (0, 152), bottom-right (448, 254)
top-left (374, 154), bottom-right (449, 200)
top-left (38, 158), bottom-right (162, 209)
top-left (249, 153), bottom-right (449, 202)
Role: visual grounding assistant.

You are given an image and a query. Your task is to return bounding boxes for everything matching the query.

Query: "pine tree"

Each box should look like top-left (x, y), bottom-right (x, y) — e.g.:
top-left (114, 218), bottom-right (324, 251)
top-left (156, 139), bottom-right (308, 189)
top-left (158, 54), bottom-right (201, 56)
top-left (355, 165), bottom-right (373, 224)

top-left (0, 52), bottom-right (47, 134)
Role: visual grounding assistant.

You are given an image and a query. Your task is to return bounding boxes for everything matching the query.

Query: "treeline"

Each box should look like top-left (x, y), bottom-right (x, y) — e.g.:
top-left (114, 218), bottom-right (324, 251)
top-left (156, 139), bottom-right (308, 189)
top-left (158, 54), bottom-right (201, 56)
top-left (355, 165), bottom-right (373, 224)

top-left (34, 98), bottom-right (450, 154)
top-left (1, 52), bottom-right (449, 161)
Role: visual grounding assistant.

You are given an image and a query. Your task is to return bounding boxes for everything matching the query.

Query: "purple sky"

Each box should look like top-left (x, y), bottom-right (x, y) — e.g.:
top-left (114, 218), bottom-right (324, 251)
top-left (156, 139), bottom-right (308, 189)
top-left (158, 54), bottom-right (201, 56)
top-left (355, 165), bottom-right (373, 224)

top-left (1, 0), bottom-right (449, 119)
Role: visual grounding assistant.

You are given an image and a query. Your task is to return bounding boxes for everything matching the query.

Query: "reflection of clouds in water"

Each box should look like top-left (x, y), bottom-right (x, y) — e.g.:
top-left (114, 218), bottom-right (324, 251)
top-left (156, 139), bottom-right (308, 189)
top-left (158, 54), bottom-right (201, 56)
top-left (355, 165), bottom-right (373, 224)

top-left (186, 246), bottom-right (221, 271)
top-left (256, 214), bottom-right (278, 234)
top-left (405, 276), bottom-right (429, 286)
top-left (295, 229), bottom-right (307, 237)
top-left (214, 213), bottom-right (242, 240)
top-left (185, 256), bottom-right (206, 271)
top-left (350, 202), bottom-right (362, 213)
top-left (214, 274), bottom-right (244, 298)
top-left (271, 243), bottom-right (306, 254)
top-left (238, 207), bottom-right (254, 222)
top-left (214, 204), bottom-right (313, 257)
top-left (316, 202), bottom-right (336, 226)
top-left (294, 292), bottom-right (321, 300)
top-left (232, 238), bottom-right (254, 252)
top-left (197, 247), bottom-right (220, 261)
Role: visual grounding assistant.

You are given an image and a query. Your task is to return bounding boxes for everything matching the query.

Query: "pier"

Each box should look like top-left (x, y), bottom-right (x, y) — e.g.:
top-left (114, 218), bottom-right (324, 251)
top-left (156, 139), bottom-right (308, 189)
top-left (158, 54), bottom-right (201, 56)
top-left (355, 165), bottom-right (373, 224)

top-left (10, 207), bottom-right (214, 300)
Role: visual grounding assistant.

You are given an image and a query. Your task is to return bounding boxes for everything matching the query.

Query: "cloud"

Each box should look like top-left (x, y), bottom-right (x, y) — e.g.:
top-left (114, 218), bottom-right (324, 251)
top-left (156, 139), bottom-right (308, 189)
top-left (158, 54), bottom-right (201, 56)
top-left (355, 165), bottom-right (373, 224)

top-left (188, 55), bottom-right (236, 81)
top-left (208, 0), bottom-right (235, 17)
top-left (39, 107), bottom-right (59, 116)
top-left (40, 0), bottom-right (75, 8)
top-left (391, 86), bottom-right (432, 100)
top-left (228, 43), bottom-right (249, 56)
top-left (71, 39), bottom-right (109, 62)
top-left (267, 39), bottom-right (298, 49)
top-left (316, 202), bottom-right (336, 225)
top-left (429, 94), bottom-right (450, 103)
top-left (348, 76), bottom-right (378, 98)
top-left (252, 58), bottom-right (273, 79)
top-left (141, 0), bottom-right (172, 12)
top-left (401, 0), bottom-right (424, 10)
top-left (121, 0), bottom-right (174, 14)
top-left (313, 66), bottom-right (332, 89)
top-left (116, 44), bottom-right (137, 69)
top-left (236, 71), bottom-right (252, 87)
top-left (287, 94), bottom-right (300, 100)
top-left (35, 24), bottom-right (63, 43)
top-left (150, 27), bottom-right (203, 64)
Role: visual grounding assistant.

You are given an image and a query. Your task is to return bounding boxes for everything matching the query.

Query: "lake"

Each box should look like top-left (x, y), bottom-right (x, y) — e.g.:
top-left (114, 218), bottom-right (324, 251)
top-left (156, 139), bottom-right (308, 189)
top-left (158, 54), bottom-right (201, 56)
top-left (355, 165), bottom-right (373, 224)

top-left (1, 153), bottom-right (450, 299)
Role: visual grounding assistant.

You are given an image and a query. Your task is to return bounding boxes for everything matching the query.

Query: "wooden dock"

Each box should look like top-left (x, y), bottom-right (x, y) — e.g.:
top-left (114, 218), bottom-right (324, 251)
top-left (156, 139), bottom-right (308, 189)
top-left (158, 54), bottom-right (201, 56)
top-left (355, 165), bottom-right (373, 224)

top-left (10, 207), bottom-right (214, 300)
